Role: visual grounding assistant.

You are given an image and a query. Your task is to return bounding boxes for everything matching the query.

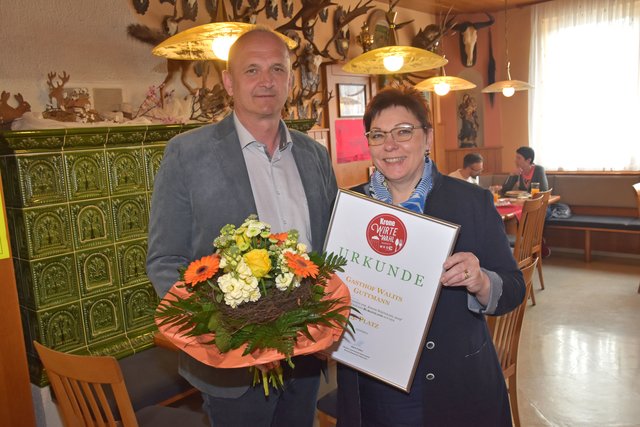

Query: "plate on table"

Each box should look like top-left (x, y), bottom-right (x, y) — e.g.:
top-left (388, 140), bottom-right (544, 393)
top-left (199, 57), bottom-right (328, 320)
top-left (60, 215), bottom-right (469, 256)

top-left (505, 190), bottom-right (531, 199)
top-left (495, 198), bottom-right (512, 207)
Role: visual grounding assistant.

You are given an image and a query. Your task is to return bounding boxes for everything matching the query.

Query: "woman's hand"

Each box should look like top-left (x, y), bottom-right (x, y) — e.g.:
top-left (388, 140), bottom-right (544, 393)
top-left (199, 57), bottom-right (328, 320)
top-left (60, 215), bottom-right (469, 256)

top-left (440, 252), bottom-right (491, 306)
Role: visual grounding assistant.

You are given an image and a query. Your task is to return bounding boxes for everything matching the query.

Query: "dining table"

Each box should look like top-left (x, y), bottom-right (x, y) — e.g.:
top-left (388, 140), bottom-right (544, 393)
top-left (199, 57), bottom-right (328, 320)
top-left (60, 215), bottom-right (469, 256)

top-left (496, 194), bottom-right (561, 234)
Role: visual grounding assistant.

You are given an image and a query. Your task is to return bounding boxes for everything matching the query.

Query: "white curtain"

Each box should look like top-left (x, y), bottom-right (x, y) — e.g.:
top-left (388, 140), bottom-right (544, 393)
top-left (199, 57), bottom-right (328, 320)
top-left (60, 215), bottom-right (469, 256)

top-left (529, 0), bottom-right (640, 171)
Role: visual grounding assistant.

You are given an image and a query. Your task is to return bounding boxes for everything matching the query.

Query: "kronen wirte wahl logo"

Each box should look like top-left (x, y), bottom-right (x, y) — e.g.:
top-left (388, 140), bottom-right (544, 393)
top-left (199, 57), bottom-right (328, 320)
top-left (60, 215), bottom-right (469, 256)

top-left (366, 214), bottom-right (407, 256)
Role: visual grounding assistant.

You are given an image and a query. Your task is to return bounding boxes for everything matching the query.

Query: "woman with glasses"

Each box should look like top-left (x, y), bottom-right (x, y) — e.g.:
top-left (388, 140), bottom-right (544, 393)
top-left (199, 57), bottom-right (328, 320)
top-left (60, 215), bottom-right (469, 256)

top-left (336, 86), bottom-right (525, 427)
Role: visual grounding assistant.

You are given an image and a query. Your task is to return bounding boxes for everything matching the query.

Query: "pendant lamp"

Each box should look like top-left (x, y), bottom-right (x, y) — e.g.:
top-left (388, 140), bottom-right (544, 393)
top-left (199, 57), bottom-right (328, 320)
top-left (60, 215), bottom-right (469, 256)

top-left (343, 2), bottom-right (447, 75)
top-left (415, 64), bottom-right (476, 96)
top-left (152, 22), bottom-right (298, 61)
top-left (482, 0), bottom-right (532, 97)
top-left (152, 0), bottom-right (296, 61)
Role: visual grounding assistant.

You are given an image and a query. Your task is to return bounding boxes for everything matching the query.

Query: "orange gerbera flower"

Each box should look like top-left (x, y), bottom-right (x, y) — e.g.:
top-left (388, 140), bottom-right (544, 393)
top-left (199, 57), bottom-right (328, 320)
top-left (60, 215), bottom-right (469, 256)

top-left (269, 232), bottom-right (288, 244)
top-left (284, 252), bottom-right (319, 279)
top-left (184, 254), bottom-right (220, 285)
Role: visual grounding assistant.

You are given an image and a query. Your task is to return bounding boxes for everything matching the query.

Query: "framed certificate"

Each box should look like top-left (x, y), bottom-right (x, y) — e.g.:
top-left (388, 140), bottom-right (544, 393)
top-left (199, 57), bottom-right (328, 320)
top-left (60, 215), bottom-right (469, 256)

top-left (324, 190), bottom-right (460, 392)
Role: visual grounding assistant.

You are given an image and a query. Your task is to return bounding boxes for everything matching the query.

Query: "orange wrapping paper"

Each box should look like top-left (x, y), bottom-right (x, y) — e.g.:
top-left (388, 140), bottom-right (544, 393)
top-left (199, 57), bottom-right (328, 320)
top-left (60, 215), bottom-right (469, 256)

top-left (155, 275), bottom-right (351, 368)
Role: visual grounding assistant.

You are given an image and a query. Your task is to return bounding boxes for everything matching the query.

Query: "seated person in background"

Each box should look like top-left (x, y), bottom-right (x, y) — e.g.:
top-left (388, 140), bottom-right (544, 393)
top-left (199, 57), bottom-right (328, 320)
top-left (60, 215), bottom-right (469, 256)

top-left (448, 153), bottom-right (483, 185)
top-left (502, 146), bottom-right (548, 194)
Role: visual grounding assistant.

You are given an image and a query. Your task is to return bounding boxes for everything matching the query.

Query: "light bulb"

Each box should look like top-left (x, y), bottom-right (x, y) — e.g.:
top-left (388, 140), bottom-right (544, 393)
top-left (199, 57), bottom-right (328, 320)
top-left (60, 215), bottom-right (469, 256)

top-left (383, 55), bottom-right (404, 72)
top-left (434, 82), bottom-right (451, 96)
top-left (502, 86), bottom-right (515, 97)
top-left (211, 35), bottom-right (238, 61)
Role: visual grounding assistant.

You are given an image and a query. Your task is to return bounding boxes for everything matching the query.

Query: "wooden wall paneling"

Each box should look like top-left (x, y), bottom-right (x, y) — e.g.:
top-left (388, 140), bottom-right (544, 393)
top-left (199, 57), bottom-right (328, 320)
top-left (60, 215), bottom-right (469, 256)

top-left (0, 173), bottom-right (36, 427)
top-left (444, 146), bottom-right (503, 174)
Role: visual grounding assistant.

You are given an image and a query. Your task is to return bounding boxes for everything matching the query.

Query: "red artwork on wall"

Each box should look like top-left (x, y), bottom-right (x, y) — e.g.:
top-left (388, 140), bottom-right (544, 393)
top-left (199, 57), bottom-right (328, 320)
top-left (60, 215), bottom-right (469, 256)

top-left (335, 119), bottom-right (371, 164)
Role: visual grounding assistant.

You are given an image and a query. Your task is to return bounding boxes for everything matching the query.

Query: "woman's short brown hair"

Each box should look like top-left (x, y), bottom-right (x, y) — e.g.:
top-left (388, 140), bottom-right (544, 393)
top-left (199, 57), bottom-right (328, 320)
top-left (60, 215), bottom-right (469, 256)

top-left (363, 86), bottom-right (432, 132)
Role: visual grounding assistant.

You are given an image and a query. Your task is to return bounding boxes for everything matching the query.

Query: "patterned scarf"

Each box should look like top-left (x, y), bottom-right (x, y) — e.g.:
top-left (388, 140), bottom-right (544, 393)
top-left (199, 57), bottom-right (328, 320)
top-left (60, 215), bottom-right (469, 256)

top-left (368, 158), bottom-right (433, 213)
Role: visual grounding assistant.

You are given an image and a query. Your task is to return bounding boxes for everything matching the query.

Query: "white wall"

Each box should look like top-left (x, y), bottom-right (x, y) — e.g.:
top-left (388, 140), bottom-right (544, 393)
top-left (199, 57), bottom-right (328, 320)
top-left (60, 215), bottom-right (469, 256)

top-left (0, 0), bottom-right (174, 112)
top-left (0, 0), bottom-right (434, 120)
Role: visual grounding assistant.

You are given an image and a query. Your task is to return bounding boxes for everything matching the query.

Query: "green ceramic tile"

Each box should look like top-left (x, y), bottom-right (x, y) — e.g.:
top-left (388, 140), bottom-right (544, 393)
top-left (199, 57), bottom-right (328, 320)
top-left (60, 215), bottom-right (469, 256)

top-left (64, 127), bottom-right (108, 148)
top-left (0, 129), bottom-right (65, 151)
top-left (1, 155), bottom-right (21, 208)
top-left (27, 302), bottom-right (86, 353)
top-left (14, 153), bottom-right (67, 207)
top-left (2, 125), bottom-right (212, 381)
top-left (106, 128), bottom-right (146, 146)
top-left (20, 254), bottom-right (79, 310)
top-left (144, 125), bottom-right (183, 143)
top-left (0, 156), bottom-right (14, 207)
top-left (13, 258), bottom-right (26, 305)
top-left (5, 207), bottom-right (25, 258)
top-left (111, 195), bottom-right (148, 241)
top-left (21, 204), bottom-right (73, 259)
top-left (69, 198), bottom-right (114, 250)
top-left (88, 335), bottom-right (135, 358)
top-left (81, 291), bottom-right (125, 343)
top-left (116, 239), bottom-right (148, 287)
top-left (121, 282), bottom-right (159, 331)
top-left (126, 325), bottom-right (157, 353)
top-left (146, 192), bottom-right (153, 215)
top-left (75, 246), bottom-right (119, 297)
top-left (105, 148), bottom-right (145, 195)
top-left (27, 353), bottom-right (48, 387)
top-left (143, 145), bottom-right (166, 191)
top-left (64, 150), bottom-right (108, 200)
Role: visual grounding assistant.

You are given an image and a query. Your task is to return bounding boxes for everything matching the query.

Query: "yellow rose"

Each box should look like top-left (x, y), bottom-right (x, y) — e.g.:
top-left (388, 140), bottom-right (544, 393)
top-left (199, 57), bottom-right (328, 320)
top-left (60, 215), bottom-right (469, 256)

top-left (243, 249), bottom-right (271, 278)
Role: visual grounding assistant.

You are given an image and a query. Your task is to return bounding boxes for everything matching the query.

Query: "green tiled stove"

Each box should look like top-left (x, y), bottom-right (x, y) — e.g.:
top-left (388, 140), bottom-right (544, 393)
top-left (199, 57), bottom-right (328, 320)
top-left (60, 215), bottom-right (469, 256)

top-left (0, 123), bottom-right (202, 386)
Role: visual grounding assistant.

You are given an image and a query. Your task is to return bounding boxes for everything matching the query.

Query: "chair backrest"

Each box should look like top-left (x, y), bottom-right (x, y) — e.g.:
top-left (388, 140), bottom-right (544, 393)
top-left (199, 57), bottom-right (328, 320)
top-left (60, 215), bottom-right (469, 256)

top-left (512, 194), bottom-right (546, 269)
top-left (531, 190), bottom-right (552, 256)
top-left (34, 341), bottom-right (139, 427)
top-left (486, 259), bottom-right (536, 377)
top-left (633, 183), bottom-right (640, 217)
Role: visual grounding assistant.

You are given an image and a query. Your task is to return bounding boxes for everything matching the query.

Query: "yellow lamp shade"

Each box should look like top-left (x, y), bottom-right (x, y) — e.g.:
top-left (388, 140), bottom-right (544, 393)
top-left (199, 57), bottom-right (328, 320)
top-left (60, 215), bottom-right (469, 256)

top-left (152, 22), bottom-right (298, 61)
top-left (415, 76), bottom-right (476, 94)
top-left (343, 46), bottom-right (447, 75)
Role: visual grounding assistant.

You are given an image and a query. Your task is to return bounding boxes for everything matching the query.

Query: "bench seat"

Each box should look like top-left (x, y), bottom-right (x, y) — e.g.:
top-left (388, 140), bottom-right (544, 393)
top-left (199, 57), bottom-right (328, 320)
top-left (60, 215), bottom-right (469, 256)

top-left (546, 215), bottom-right (638, 230)
top-left (545, 215), bottom-right (640, 261)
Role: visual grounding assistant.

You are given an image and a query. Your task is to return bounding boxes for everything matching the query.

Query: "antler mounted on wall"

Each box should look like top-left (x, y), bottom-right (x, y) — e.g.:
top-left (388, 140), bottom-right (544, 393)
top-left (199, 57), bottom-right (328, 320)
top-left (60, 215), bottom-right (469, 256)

top-left (127, 0), bottom-right (375, 124)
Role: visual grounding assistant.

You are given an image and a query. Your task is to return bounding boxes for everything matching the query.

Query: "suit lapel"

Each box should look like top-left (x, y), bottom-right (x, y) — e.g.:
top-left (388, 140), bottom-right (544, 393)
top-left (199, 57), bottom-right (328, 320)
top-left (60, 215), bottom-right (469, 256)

top-left (291, 138), bottom-right (323, 250)
top-left (214, 115), bottom-right (258, 216)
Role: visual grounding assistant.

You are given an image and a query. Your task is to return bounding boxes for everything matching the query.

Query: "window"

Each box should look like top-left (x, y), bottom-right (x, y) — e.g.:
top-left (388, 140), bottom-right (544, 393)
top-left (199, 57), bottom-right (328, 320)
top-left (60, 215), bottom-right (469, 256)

top-left (529, 0), bottom-right (640, 171)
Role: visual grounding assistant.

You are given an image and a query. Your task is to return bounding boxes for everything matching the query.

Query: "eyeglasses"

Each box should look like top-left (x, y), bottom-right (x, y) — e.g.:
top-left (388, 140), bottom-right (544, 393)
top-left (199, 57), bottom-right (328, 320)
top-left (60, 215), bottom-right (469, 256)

top-left (365, 124), bottom-right (428, 146)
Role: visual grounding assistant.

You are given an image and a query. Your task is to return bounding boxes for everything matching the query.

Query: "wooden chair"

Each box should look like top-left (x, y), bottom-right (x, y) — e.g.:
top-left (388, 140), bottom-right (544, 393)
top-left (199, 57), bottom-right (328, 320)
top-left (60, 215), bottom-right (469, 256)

top-left (512, 194), bottom-right (546, 305)
top-left (487, 258), bottom-right (537, 427)
top-left (530, 190), bottom-right (552, 293)
top-left (634, 183), bottom-right (640, 293)
top-left (633, 182), bottom-right (640, 218)
top-left (33, 341), bottom-right (208, 427)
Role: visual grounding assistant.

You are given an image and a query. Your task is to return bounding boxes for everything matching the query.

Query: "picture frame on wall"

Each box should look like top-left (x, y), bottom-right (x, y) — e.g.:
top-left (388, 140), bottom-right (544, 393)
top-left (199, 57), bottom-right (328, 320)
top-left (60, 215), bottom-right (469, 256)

top-left (338, 83), bottom-right (366, 118)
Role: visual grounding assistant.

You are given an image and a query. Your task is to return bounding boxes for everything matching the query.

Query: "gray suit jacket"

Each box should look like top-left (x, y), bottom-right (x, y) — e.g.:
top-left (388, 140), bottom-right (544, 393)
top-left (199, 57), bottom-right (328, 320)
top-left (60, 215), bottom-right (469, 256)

top-left (146, 114), bottom-right (338, 397)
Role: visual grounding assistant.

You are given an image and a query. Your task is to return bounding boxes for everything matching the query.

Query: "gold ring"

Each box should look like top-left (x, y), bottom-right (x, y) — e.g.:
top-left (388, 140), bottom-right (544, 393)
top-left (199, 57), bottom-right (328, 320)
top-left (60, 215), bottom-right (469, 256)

top-left (464, 270), bottom-right (470, 280)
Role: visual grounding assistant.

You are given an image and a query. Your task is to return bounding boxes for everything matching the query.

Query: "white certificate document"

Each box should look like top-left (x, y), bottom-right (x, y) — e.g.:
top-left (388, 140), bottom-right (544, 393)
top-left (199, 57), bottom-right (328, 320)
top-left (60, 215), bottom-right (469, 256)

top-left (324, 189), bottom-right (460, 392)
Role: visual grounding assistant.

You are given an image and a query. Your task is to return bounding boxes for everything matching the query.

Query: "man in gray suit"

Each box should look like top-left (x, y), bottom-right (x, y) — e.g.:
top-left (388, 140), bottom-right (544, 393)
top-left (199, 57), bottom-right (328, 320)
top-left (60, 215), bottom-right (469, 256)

top-left (146, 27), bottom-right (338, 427)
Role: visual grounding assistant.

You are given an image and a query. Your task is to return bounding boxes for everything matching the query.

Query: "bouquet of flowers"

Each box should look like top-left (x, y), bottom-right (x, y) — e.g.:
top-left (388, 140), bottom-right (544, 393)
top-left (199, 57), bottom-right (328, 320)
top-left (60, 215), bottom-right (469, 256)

top-left (155, 215), bottom-right (351, 394)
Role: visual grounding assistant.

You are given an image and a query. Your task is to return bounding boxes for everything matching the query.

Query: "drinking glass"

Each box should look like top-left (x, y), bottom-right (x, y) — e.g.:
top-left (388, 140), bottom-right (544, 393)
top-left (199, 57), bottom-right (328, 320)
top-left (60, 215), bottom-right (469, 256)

top-left (530, 182), bottom-right (540, 196)
top-left (490, 185), bottom-right (502, 202)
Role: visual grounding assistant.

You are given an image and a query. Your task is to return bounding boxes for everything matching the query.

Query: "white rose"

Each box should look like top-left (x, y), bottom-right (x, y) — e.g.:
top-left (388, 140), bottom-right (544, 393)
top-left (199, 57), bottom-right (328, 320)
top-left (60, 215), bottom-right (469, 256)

top-left (275, 272), bottom-right (294, 291)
